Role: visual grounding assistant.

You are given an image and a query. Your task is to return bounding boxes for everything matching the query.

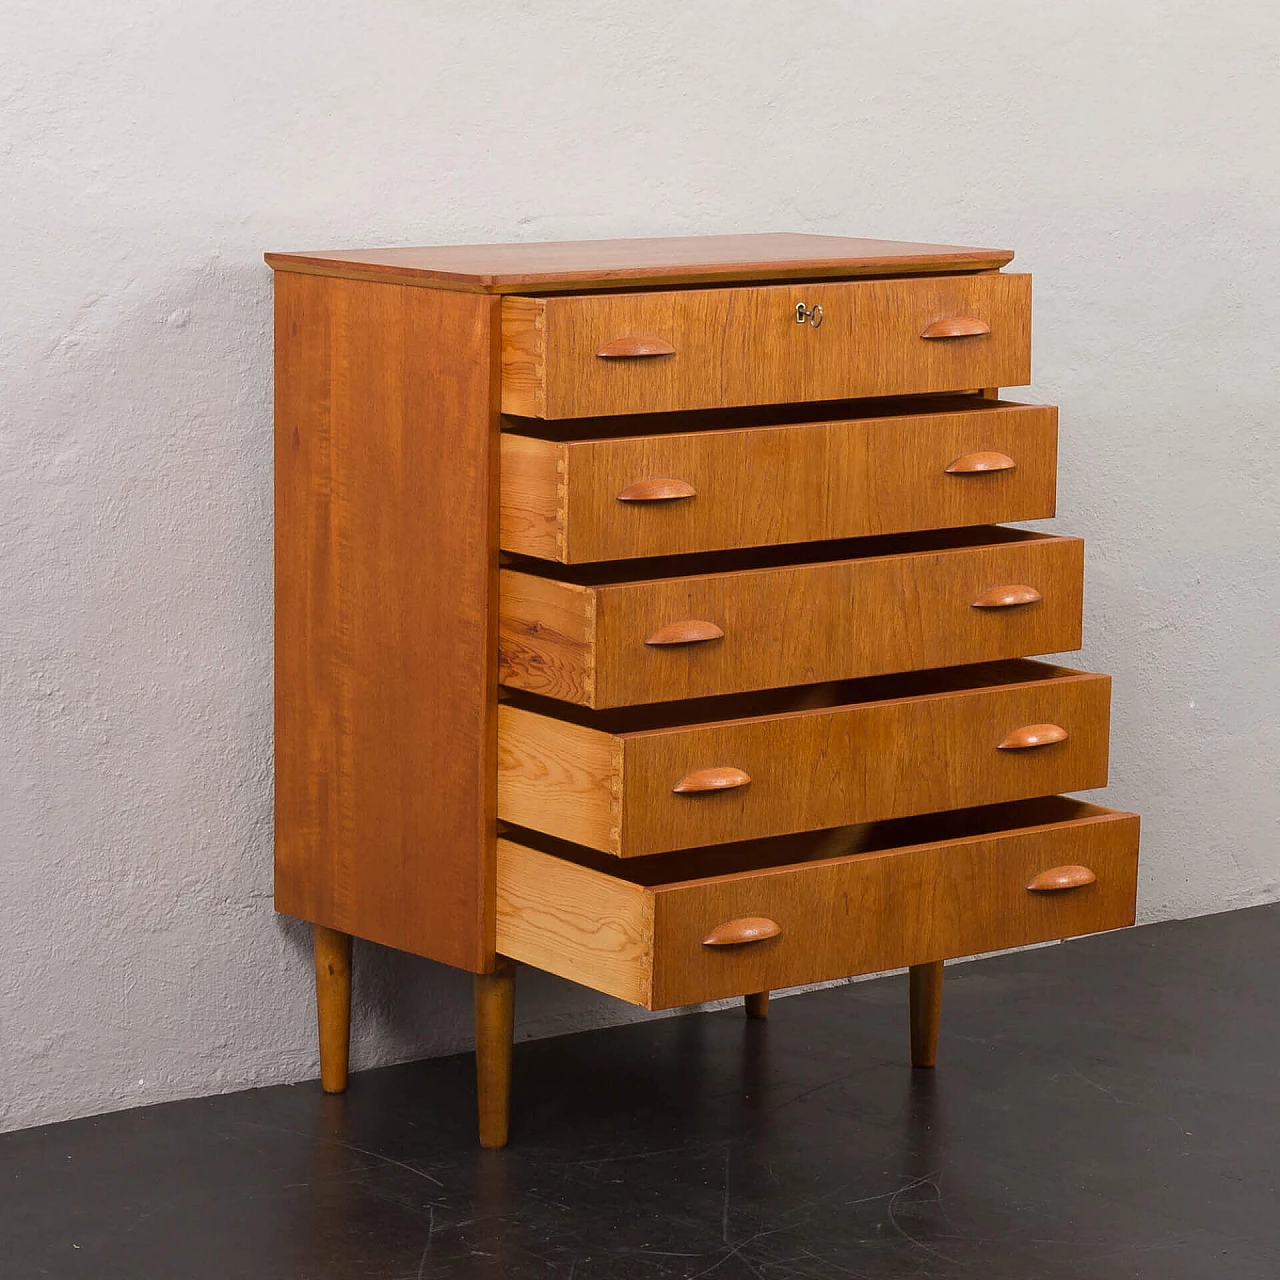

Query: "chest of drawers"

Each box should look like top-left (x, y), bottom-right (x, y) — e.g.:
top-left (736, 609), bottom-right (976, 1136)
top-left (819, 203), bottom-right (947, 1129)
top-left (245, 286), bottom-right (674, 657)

top-left (266, 233), bottom-right (1139, 1148)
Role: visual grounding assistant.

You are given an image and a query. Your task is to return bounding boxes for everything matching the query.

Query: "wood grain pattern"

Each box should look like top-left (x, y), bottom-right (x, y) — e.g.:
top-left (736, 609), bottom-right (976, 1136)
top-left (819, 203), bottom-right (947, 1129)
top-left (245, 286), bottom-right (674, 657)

top-left (266, 232), bottom-right (1014, 294)
top-left (314, 925), bottom-right (352, 1092)
top-left (501, 274), bottom-right (1031, 418)
top-left (909, 961), bottom-right (944, 1068)
top-left (273, 271), bottom-right (500, 971)
top-left (494, 841), bottom-right (653, 1005)
top-left (500, 400), bottom-right (1058, 563)
top-left (498, 572), bottom-right (596, 704)
top-left (498, 661), bottom-right (1111, 856)
top-left (500, 531), bottom-right (1084, 708)
top-left (495, 800), bottom-right (1140, 1010)
top-left (498, 431), bottom-right (564, 561)
top-left (497, 705), bottom-right (620, 851)
top-left (474, 957), bottom-right (516, 1149)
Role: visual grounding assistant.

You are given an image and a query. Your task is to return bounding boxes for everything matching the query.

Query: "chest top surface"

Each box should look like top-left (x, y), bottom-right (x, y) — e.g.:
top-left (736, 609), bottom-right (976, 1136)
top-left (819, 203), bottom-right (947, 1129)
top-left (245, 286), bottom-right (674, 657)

top-left (264, 232), bottom-right (1013, 294)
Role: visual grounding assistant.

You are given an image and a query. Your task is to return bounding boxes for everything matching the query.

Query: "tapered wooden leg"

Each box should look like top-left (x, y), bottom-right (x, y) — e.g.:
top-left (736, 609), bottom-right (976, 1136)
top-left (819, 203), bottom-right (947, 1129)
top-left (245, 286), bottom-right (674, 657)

top-left (744, 991), bottom-right (770, 1019)
top-left (475, 957), bottom-right (516, 1149)
top-left (909, 961), bottom-right (944, 1068)
top-left (314, 925), bottom-right (353, 1093)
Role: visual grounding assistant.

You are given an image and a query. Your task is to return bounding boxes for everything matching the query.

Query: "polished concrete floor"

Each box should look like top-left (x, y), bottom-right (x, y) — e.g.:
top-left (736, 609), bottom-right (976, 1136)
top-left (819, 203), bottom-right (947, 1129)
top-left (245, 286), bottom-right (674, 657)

top-left (4, 904), bottom-right (1278, 1279)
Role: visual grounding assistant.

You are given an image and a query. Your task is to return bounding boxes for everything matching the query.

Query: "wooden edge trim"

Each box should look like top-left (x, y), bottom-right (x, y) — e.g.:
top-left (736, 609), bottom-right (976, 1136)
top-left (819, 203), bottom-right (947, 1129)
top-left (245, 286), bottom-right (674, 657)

top-left (479, 293), bottom-right (503, 966)
top-left (263, 251), bottom-right (1017, 294)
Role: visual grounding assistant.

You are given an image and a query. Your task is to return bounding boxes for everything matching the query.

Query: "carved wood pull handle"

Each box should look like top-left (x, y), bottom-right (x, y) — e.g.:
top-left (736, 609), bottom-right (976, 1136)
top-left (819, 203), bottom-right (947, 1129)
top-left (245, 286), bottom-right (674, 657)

top-left (997, 723), bottom-right (1069, 750)
top-left (617, 478), bottom-right (697, 502)
top-left (1027, 865), bottom-right (1097, 892)
top-left (645, 620), bottom-right (725, 646)
top-left (972, 584), bottom-right (1043, 608)
top-left (596, 336), bottom-right (676, 358)
top-left (672, 766), bottom-right (752, 794)
top-left (921, 317), bottom-right (992, 339)
top-left (702, 917), bottom-right (782, 947)
top-left (946, 451), bottom-right (1016, 474)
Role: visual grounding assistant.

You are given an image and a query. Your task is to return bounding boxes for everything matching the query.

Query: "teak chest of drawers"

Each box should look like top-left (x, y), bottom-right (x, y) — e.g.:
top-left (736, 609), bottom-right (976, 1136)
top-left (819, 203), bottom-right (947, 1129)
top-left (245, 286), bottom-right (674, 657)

top-left (267, 232), bottom-right (1140, 1148)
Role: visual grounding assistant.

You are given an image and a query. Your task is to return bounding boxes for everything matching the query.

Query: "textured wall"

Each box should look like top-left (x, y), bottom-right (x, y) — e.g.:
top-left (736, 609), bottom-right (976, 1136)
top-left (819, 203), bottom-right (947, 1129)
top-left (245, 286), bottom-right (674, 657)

top-left (3, 1), bottom-right (1277, 1133)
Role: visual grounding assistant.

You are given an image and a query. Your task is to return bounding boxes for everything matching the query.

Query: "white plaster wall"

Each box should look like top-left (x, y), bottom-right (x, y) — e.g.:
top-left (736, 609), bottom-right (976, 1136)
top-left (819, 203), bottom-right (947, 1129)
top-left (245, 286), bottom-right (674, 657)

top-left (2, 1), bottom-right (1277, 1133)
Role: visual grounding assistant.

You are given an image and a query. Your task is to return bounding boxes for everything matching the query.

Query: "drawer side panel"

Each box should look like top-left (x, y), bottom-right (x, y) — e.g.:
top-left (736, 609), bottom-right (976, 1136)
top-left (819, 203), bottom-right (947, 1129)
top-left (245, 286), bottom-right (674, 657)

top-left (496, 840), bottom-right (654, 1005)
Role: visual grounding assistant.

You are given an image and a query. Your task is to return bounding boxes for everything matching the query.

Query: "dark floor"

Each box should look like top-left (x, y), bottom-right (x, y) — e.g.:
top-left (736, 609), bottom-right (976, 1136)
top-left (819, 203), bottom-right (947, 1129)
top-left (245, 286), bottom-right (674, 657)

top-left (5, 906), bottom-right (1280, 1280)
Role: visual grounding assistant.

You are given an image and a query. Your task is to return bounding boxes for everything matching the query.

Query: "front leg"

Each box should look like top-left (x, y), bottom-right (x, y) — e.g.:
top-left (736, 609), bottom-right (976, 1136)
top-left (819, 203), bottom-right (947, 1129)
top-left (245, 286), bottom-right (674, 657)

top-left (909, 961), bottom-right (944, 1068)
top-left (314, 926), bottom-right (353, 1092)
top-left (474, 957), bottom-right (517, 1148)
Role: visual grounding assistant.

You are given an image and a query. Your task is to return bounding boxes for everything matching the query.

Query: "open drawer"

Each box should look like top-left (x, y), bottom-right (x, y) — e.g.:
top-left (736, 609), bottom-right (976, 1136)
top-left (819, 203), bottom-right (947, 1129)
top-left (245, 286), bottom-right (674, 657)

top-left (500, 396), bottom-right (1058, 563)
top-left (500, 526), bottom-right (1083, 708)
top-left (498, 659), bottom-right (1110, 856)
top-left (496, 797), bottom-right (1140, 1010)
top-left (501, 272), bottom-right (1031, 418)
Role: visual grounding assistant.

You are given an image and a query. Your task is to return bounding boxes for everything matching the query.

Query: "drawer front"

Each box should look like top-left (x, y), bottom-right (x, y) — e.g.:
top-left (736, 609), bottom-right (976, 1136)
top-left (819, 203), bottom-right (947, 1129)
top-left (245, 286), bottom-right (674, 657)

top-left (500, 534), bottom-right (1083, 708)
top-left (500, 401), bottom-right (1058, 563)
top-left (502, 273), bottom-right (1031, 418)
top-left (649, 807), bottom-right (1139, 1008)
top-left (498, 666), bottom-right (1111, 856)
top-left (495, 802), bottom-right (1140, 1009)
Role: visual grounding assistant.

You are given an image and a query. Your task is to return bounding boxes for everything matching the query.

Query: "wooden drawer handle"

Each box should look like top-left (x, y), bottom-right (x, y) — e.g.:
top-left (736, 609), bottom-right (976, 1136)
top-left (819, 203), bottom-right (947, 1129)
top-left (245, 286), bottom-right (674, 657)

top-left (646, 620), bottom-right (725, 646)
top-left (596, 336), bottom-right (675, 359)
top-left (702, 916), bottom-right (781, 947)
top-left (1027, 865), bottom-right (1097, 892)
top-left (617, 478), bottom-right (697, 502)
top-left (921, 317), bottom-right (992, 339)
top-left (998, 723), bottom-right (1069, 750)
top-left (672, 766), bottom-right (751, 794)
top-left (946, 451), bottom-right (1016, 474)
top-left (972, 583), bottom-right (1042, 608)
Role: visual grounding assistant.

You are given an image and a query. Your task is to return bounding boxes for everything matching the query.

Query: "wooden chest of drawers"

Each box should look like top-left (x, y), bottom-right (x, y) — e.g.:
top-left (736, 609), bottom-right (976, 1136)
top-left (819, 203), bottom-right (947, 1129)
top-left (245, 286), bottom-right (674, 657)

top-left (267, 233), bottom-right (1139, 1148)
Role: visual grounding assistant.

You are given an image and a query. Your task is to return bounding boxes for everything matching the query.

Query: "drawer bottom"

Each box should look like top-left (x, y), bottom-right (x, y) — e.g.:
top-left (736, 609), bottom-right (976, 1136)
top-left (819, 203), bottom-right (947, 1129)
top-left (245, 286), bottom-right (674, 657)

top-left (496, 797), bottom-right (1140, 1010)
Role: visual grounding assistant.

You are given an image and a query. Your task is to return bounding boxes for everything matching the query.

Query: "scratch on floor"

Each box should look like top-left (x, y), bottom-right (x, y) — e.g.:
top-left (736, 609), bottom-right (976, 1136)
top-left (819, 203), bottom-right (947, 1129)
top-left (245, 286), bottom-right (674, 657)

top-left (721, 1146), bottom-right (731, 1244)
top-left (1061, 1064), bottom-right (1193, 1145)
top-left (885, 1171), bottom-right (959, 1266)
top-left (329, 1139), bottom-right (446, 1188)
top-left (414, 1205), bottom-right (435, 1280)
